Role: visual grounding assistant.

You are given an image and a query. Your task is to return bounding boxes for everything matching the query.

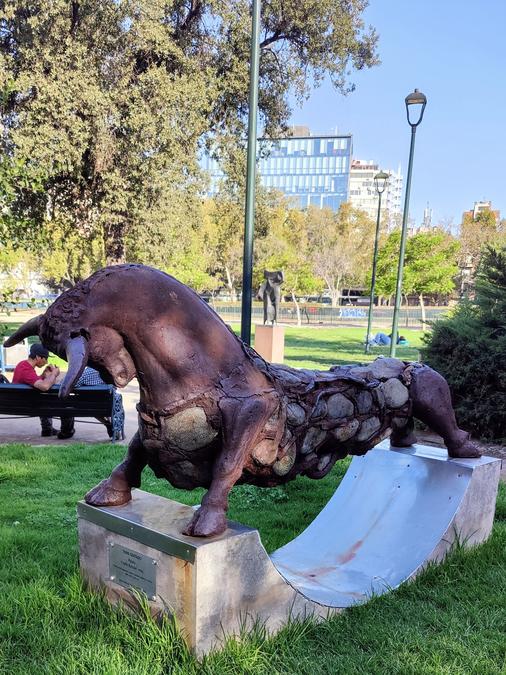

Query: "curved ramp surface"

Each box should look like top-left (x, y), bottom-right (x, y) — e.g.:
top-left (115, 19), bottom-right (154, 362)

top-left (270, 442), bottom-right (499, 607)
top-left (78, 443), bottom-right (500, 655)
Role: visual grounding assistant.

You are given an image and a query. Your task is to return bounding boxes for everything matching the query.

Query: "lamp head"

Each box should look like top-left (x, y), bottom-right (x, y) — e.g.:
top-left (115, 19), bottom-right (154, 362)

top-left (374, 171), bottom-right (389, 195)
top-left (405, 89), bottom-right (427, 127)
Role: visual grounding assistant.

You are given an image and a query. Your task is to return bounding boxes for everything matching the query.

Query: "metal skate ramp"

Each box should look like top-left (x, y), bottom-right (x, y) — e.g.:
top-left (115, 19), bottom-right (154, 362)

top-left (270, 442), bottom-right (499, 607)
top-left (78, 443), bottom-right (500, 655)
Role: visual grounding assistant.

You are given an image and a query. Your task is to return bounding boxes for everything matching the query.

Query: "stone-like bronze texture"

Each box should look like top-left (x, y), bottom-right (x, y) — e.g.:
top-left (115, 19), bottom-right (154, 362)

top-left (4, 264), bottom-right (481, 537)
top-left (257, 270), bottom-right (284, 325)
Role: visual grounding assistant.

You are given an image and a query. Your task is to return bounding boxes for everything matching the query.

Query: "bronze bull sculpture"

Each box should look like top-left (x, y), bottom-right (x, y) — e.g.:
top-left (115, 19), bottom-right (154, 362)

top-left (5, 264), bottom-right (480, 537)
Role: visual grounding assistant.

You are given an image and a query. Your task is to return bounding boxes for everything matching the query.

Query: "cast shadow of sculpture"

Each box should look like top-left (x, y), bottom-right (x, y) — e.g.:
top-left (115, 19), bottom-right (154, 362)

top-left (257, 270), bottom-right (284, 325)
top-left (4, 264), bottom-right (481, 538)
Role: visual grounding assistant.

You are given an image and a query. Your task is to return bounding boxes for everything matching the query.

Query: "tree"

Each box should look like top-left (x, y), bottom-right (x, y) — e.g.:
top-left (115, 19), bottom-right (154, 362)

top-left (0, 0), bottom-right (378, 264)
top-left (255, 193), bottom-right (322, 324)
top-left (125, 190), bottom-right (218, 292)
top-left (373, 229), bottom-right (459, 322)
top-left (403, 230), bottom-right (459, 324)
top-left (370, 230), bottom-right (400, 303)
top-left (203, 181), bottom-right (293, 299)
top-left (306, 203), bottom-right (375, 307)
top-left (0, 245), bottom-right (37, 299)
top-left (203, 193), bottom-right (246, 301)
top-left (1, 0), bottom-right (211, 264)
top-left (40, 220), bottom-right (105, 289)
top-left (422, 245), bottom-right (506, 441)
top-left (459, 208), bottom-right (506, 279)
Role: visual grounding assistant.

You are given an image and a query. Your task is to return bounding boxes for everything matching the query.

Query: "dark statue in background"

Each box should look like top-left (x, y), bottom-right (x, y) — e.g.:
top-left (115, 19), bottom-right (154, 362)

top-left (5, 265), bottom-right (481, 537)
top-left (258, 270), bottom-right (284, 325)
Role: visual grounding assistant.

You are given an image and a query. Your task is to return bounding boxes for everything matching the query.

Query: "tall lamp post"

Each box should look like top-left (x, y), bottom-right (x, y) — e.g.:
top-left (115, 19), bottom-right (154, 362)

top-left (240, 0), bottom-right (261, 345)
top-left (389, 88), bottom-right (427, 357)
top-left (365, 171), bottom-right (389, 354)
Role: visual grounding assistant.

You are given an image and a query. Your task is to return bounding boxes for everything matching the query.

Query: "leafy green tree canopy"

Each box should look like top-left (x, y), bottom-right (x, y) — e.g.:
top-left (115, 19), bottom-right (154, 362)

top-left (459, 207), bottom-right (506, 274)
top-left (255, 193), bottom-right (322, 298)
top-left (422, 245), bottom-right (506, 441)
top-left (373, 229), bottom-right (459, 314)
top-left (0, 0), bottom-right (378, 267)
top-left (307, 203), bottom-right (375, 307)
top-left (404, 230), bottom-right (459, 291)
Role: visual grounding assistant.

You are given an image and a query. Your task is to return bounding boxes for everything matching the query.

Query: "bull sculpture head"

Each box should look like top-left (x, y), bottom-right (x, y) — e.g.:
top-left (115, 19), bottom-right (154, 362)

top-left (4, 266), bottom-right (139, 398)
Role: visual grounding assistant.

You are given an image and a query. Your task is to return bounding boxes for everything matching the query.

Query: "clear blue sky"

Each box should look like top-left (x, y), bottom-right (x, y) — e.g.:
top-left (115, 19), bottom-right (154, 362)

top-left (289, 0), bottom-right (506, 228)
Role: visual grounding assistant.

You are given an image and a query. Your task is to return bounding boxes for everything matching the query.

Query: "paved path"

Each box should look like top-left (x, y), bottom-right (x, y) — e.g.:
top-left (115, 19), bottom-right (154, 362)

top-left (0, 381), bottom-right (140, 446)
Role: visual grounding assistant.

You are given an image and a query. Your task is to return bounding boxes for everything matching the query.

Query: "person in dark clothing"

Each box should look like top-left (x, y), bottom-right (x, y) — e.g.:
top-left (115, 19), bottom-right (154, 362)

top-left (76, 367), bottom-right (125, 439)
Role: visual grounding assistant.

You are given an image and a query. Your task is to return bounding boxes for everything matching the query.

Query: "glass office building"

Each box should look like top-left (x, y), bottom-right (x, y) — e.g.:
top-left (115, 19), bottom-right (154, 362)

top-left (202, 132), bottom-right (353, 211)
top-left (258, 134), bottom-right (352, 210)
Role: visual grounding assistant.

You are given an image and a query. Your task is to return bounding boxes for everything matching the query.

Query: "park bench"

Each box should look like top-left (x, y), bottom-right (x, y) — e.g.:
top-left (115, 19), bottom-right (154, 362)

top-left (0, 383), bottom-right (125, 441)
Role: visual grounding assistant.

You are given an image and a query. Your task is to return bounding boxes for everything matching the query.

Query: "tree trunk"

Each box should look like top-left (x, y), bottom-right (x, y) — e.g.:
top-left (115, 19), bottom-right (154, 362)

top-left (104, 222), bottom-right (127, 265)
top-left (419, 293), bottom-right (426, 325)
top-left (403, 293), bottom-right (409, 328)
top-left (291, 291), bottom-right (302, 326)
top-left (330, 287), bottom-right (340, 308)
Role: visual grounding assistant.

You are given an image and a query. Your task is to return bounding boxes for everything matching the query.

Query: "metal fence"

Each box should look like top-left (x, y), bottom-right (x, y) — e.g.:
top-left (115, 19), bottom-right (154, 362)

top-left (211, 302), bottom-right (450, 329)
top-left (1, 298), bottom-right (450, 331)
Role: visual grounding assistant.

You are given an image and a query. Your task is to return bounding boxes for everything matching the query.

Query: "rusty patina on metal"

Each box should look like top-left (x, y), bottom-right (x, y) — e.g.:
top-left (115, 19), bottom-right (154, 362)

top-left (5, 264), bottom-right (480, 537)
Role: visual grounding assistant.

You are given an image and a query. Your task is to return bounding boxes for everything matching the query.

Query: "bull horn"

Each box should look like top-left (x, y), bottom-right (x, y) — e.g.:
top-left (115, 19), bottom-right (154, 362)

top-left (59, 335), bottom-right (89, 398)
top-left (3, 315), bottom-right (43, 347)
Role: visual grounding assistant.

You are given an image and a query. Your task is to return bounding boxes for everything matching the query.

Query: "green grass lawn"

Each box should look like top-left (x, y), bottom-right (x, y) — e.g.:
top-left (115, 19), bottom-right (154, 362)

top-left (280, 325), bottom-right (423, 368)
top-left (233, 324), bottom-right (424, 369)
top-left (0, 441), bottom-right (505, 674)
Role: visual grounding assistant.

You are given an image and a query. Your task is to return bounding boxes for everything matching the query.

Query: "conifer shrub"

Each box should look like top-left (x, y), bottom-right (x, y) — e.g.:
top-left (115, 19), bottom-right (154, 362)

top-left (422, 245), bottom-right (506, 441)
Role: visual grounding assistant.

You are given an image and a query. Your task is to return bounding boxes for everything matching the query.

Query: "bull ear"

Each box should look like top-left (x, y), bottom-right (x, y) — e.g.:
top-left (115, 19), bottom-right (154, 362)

top-left (3, 315), bottom-right (42, 347)
top-left (59, 335), bottom-right (89, 398)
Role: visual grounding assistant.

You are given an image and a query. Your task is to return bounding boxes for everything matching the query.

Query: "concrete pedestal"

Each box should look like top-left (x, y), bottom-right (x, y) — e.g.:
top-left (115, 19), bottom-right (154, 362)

top-left (78, 444), bottom-right (500, 656)
top-left (78, 492), bottom-right (318, 656)
top-left (254, 324), bottom-right (285, 363)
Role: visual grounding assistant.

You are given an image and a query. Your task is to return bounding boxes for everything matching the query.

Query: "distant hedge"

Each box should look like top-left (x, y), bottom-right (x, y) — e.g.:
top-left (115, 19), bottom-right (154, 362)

top-left (422, 245), bottom-right (506, 441)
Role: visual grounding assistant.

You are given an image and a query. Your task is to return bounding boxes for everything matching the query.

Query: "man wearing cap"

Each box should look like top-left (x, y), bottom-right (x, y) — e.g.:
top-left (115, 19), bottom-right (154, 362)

top-left (12, 343), bottom-right (75, 439)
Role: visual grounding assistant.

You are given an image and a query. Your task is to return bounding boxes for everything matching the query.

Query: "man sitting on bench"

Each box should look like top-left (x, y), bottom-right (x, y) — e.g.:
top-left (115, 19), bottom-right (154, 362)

top-left (12, 343), bottom-right (75, 439)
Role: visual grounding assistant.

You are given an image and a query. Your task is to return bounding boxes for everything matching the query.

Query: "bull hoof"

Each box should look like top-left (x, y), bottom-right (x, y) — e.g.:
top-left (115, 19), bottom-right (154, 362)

top-left (183, 506), bottom-right (227, 537)
top-left (85, 479), bottom-right (132, 507)
top-left (390, 431), bottom-right (418, 447)
top-left (448, 440), bottom-right (482, 459)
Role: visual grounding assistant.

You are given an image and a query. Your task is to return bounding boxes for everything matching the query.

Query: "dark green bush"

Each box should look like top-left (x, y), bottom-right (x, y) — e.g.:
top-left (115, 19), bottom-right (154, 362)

top-left (422, 245), bottom-right (506, 441)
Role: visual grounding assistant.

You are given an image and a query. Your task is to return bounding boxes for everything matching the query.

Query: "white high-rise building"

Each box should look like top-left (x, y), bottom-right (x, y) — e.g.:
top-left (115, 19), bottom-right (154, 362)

top-left (349, 160), bottom-right (403, 228)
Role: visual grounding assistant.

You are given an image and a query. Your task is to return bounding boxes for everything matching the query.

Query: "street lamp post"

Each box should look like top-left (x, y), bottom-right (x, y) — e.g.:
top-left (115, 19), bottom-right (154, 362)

top-left (365, 171), bottom-right (389, 354)
top-left (240, 0), bottom-right (261, 345)
top-left (389, 89), bottom-right (427, 357)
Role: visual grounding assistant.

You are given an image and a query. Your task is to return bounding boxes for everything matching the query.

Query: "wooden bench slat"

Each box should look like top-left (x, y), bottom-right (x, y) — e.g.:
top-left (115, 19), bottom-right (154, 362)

top-left (0, 405), bottom-right (112, 415)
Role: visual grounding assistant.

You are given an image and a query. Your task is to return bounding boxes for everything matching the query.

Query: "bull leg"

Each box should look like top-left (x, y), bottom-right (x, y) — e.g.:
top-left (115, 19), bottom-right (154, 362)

top-left (410, 366), bottom-right (481, 458)
top-left (183, 395), bottom-right (278, 537)
top-left (85, 431), bottom-right (148, 506)
top-left (390, 417), bottom-right (418, 447)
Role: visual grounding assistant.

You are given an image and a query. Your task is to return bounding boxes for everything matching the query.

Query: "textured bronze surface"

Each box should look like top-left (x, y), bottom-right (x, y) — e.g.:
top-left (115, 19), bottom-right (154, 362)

top-left (257, 270), bottom-right (284, 325)
top-left (5, 264), bottom-right (481, 537)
